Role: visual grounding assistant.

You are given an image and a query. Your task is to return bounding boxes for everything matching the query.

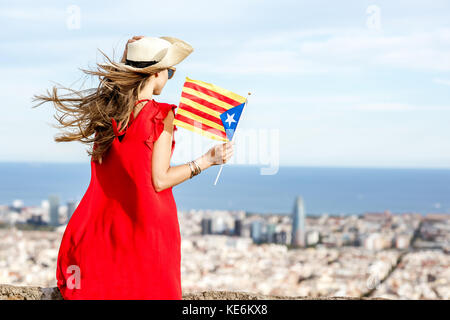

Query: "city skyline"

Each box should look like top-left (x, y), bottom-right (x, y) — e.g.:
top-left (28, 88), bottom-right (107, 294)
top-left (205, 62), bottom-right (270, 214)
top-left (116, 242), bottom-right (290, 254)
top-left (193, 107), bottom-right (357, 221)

top-left (1, 203), bottom-right (448, 299)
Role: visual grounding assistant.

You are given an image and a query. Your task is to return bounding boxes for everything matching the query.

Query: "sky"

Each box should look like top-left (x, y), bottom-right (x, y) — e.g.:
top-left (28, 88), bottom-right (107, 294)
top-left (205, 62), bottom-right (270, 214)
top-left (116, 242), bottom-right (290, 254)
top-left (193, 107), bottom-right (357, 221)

top-left (1, 0), bottom-right (450, 168)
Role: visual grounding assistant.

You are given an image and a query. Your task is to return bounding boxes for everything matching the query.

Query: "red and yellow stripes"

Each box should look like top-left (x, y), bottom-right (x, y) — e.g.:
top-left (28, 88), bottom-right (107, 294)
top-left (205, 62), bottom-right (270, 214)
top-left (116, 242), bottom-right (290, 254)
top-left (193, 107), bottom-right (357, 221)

top-left (173, 77), bottom-right (247, 141)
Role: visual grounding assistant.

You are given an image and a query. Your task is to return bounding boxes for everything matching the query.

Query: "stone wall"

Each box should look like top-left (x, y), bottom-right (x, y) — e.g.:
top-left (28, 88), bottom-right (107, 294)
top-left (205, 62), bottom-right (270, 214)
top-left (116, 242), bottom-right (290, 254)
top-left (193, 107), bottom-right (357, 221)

top-left (0, 284), bottom-right (385, 300)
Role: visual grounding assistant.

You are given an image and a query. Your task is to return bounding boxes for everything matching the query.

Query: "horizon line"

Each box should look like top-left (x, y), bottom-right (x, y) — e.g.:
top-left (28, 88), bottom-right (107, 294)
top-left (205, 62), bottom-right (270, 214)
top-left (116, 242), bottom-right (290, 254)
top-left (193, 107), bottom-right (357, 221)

top-left (1, 160), bottom-right (450, 171)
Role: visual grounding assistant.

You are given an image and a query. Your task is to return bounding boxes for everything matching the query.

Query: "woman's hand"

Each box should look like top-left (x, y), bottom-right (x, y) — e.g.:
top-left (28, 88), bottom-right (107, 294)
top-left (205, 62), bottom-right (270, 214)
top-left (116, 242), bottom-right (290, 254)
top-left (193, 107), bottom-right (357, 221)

top-left (121, 35), bottom-right (145, 63)
top-left (203, 141), bottom-right (235, 166)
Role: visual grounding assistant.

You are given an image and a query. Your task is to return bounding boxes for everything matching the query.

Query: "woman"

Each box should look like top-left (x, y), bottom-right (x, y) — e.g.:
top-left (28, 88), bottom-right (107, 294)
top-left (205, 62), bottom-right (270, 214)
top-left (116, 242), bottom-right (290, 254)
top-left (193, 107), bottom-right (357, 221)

top-left (33, 35), bottom-right (234, 299)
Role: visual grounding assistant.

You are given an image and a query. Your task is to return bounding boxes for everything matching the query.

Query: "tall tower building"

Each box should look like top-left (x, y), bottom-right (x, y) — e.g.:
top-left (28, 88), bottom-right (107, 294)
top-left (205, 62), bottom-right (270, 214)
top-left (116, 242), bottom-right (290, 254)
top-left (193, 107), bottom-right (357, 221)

top-left (250, 220), bottom-right (263, 244)
top-left (49, 194), bottom-right (60, 227)
top-left (267, 223), bottom-right (276, 243)
top-left (291, 196), bottom-right (306, 247)
top-left (234, 218), bottom-right (242, 236)
top-left (201, 218), bottom-right (212, 235)
top-left (67, 200), bottom-right (77, 222)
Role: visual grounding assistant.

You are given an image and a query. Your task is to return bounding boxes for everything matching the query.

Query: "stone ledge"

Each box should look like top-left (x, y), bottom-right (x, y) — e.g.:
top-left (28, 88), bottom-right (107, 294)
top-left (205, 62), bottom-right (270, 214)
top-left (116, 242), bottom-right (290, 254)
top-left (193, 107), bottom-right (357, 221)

top-left (0, 284), bottom-right (386, 300)
top-left (0, 284), bottom-right (62, 300)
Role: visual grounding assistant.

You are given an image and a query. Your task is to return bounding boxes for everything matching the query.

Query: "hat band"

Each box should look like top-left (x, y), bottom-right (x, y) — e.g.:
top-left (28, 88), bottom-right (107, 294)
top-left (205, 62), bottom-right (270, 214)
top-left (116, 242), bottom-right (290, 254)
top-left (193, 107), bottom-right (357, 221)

top-left (125, 59), bottom-right (159, 68)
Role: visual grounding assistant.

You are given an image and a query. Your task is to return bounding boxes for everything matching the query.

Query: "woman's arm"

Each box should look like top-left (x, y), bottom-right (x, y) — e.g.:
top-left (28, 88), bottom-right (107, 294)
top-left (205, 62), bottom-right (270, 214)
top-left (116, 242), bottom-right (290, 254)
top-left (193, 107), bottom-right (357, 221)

top-left (151, 109), bottom-right (234, 192)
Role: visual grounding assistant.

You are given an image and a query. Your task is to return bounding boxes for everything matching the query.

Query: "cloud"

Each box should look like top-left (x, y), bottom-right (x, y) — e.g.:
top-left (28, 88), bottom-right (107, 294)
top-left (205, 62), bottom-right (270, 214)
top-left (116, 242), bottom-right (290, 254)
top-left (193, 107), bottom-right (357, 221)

top-left (249, 93), bottom-right (450, 113)
top-left (185, 50), bottom-right (351, 75)
top-left (347, 103), bottom-right (450, 111)
top-left (298, 28), bottom-right (450, 72)
top-left (0, 1), bottom-right (250, 29)
top-left (0, 6), bottom-right (63, 21)
top-left (249, 92), bottom-right (450, 111)
top-left (0, 36), bottom-right (125, 66)
top-left (189, 27), bottom-right (450, 75)
top-left (433, 78), bottom-right (450, 86)
top-left (250, 95), bottom-right (361, 105)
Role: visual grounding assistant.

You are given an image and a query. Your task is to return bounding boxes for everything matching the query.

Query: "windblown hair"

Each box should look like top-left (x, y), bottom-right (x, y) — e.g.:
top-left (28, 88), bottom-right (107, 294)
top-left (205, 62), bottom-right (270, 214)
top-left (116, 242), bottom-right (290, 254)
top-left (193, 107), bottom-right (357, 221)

top-left (32, 50), bottom-right (163, 163)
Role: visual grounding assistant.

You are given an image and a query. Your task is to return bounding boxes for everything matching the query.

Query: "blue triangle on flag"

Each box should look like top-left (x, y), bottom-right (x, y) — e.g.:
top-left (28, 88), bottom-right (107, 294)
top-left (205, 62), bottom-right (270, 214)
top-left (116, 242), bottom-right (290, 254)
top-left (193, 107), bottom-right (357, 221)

top-left (220, 102), bottom-right (245, 141)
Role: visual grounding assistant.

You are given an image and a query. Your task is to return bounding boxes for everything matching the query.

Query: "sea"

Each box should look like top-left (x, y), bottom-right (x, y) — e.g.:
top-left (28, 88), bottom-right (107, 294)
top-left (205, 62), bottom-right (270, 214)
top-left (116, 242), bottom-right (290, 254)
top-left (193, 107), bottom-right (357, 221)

top-left (1, 162), bottom-right (450, 216)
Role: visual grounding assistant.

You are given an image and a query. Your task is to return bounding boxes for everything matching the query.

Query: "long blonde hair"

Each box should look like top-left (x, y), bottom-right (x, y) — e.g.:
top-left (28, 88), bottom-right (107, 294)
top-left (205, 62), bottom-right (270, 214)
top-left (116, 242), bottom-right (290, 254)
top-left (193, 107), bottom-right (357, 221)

top-left (32, 50), bottom-right (161, 163)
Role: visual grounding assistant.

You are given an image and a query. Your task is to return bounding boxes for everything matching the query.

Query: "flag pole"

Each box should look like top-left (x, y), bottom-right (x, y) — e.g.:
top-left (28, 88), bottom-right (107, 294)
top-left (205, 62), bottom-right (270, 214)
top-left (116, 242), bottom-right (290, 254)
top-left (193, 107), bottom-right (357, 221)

top-left (213, 92), bottom-right (251, 186)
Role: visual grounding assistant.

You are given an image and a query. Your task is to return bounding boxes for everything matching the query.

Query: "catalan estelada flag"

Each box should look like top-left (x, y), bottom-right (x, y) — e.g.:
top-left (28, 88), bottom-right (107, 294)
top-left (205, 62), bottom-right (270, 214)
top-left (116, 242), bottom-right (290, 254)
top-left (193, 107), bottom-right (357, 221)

top-left (173, 77), bottom-right (247, 142)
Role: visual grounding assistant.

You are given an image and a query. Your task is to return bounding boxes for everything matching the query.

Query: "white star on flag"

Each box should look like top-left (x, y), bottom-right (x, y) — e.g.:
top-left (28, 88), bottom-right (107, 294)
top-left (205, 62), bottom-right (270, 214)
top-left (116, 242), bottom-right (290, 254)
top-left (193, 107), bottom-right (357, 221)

top-left (225, 113), bottom-right (236, 127)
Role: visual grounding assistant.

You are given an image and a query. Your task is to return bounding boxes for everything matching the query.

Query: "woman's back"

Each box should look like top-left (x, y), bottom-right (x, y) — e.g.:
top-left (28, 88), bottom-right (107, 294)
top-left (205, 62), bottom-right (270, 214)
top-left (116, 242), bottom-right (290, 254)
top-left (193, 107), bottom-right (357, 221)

top-left (56, 99), bottom-right (182, 299)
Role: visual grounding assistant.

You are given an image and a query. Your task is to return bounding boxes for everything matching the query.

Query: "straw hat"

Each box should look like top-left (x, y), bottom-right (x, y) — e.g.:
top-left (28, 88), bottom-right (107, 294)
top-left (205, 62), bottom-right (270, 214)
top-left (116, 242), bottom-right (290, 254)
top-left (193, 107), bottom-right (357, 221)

top-left (102, 36), bottom-right (194, 74)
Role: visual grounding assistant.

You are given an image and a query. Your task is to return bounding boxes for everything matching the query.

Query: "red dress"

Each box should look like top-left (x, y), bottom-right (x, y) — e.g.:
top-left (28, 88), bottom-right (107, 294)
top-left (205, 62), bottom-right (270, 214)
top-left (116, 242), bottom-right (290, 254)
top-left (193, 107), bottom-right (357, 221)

top-left (56, 99), bottom-right (181, 300)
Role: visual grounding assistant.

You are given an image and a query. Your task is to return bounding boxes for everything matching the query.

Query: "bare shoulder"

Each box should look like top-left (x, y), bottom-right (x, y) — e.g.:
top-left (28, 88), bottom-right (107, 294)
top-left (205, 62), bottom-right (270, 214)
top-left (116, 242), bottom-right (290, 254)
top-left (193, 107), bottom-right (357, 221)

top-left (165, 108), bottom-right (175, 119)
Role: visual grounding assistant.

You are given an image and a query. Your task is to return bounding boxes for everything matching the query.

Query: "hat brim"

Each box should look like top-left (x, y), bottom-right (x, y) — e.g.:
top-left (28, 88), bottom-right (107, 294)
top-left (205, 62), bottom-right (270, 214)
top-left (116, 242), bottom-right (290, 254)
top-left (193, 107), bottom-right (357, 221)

top-left (99, 36), bottom-right (194, 74)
